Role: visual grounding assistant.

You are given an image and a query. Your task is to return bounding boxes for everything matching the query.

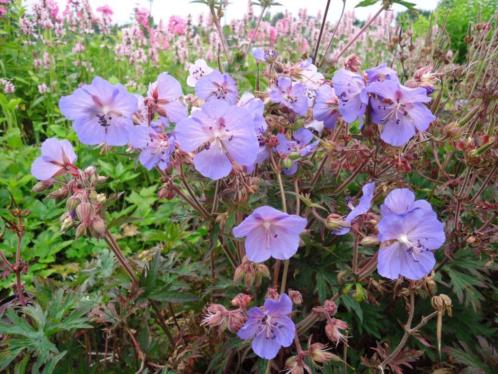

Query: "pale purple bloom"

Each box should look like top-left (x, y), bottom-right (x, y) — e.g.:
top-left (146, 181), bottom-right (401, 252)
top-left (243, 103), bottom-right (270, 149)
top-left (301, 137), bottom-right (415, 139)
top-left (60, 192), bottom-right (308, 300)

top-left (238, 92), bottom-right (267, 134)
top-left (377, 188), bottom-right (445, 280)
top-left (332, 68), bottom-right (368, 124)
top-left (366, 80), bottom-right (435, 146)
top-left (313, 84), bottom-right (340, 129)
top-left (237, 294), bottom-right (295, 360)
top-left (186, 59), bottom-right (213, 88)
top-left (31, 138), bottom-right (77, 180)
top-left (252, 47), bottom-right (266, 63)
top-left (276, 128), bottom-right (319, 175)
top-left (366, 63), bottom-right (399, 83)
top-left (334, 182), bottom-right (375, 235)
top-left (252, 47), bottom-right (277, 63)
top-left (269, 76), bottom-right (308, 116)
top-left (233, 206), bottom-right (307, 262)
top-left (195, 70), bottom-right (238, 104)
top-left (129, 122), bottom-right (175, 171)
top-left (147, 73), bottom-right (187, 123)
top-left (175, 100), bottom-right (258, 180)
top-left (59, 77), bottom-right (137, 146)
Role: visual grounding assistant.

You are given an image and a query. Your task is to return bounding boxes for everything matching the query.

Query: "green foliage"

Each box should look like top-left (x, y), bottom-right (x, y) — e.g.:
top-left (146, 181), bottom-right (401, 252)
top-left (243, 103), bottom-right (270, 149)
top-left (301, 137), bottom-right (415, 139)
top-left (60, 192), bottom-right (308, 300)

top-left (435, 0), bottom-right (497, 61)
top-left (0, 290), bottom-right (91, 372)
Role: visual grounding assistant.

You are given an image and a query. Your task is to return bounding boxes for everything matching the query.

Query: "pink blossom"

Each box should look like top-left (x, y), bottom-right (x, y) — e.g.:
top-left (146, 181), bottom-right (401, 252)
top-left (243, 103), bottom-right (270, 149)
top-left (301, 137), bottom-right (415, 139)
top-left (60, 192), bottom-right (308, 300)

top-left (168, 15), bottom-right (186, 35)
top-left (96, 5), bottom-right (113, 17)
top-left (135, 7), bottom-right (149, 28)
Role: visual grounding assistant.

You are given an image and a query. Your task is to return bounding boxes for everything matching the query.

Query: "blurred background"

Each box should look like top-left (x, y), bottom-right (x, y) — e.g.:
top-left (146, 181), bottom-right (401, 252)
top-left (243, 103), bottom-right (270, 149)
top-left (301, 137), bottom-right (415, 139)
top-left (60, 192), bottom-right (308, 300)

top-left (24, 0), bottom-right (440, 24)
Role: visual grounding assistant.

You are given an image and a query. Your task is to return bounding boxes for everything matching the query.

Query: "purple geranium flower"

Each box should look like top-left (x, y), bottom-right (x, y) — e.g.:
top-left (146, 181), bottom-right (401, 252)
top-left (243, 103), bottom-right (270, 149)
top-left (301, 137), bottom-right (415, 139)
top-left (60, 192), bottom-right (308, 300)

top-left (195, 70), bottom-right (238, 104)
top-left (366, 80), bottom-right (436, 147)
top-left (31, 138), bottom-right (77, 180)
top-left (252, 47), bottom-right (266, 63)
top-left (332, 68), bottom-right (368, 124)
top-left (377, 188), bottom-right (445, 280)
top-left (269, 76), bottom-right (308, 116)
top-left (129, 122), bottom-right (175, 171)
top-left (276, 128), bottom-right (319, 175)
top-left (186, 59), bottom-right (213, 88)
top-left (232, 206), bottom-right (307, 262)
top-left (175, 99), bottom-right (258, 180)
top-left (237, 294), bottom-right (295, 360)
top-left (147, 73), bottom-right (187, 123)
top-left (334, 182), bottom-right (376, 235)
top-left (59, 77), bottom-right (137, 146)
top-left (238, 92), bottom-right (267, 134)
top-left (313, 84), bottom-right (340, 129)
top-left (365, 63), bottom-right (399, 83)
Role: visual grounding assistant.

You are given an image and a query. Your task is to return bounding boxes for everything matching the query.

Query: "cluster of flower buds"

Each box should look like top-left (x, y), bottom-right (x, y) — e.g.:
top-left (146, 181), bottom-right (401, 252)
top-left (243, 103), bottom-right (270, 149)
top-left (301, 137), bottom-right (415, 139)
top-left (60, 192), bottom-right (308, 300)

top-left (313, 300), bottom-right (349, 346)
top-left (233, 256), bottom-right (270, 288)
top-left (200, 293), bottom-right (251, 333)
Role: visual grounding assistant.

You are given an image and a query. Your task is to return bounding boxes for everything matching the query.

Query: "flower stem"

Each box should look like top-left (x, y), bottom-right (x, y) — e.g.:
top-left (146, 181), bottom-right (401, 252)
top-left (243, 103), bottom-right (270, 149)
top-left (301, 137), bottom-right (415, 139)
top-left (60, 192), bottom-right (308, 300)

top-left (318, 0), bottom-right (346, 67)
top-left (312, 0), bottom-right (332, 63)
top-left (334, 6), bottom-right (385, 62)
top-left (379, 291), bottom-right (415, 371)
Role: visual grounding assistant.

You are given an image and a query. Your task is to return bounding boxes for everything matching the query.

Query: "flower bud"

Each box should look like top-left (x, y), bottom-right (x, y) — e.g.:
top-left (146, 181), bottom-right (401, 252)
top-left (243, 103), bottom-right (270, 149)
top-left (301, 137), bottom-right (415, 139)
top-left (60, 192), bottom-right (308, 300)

top-left (227, 309), bottom-right (246, 333)
top-left (288, 289), bottom-right (303, 305)
top-left (76, 202), bottom-right (92, 226)
top-left (309, 343), bottom-right (341, 363)
top-left (288, 151), bottom-right (301, 160)
top-left (360, 235), bottom-right (379, 247)
top-left (442, 122), bottom-right (462, 139)
top-left (431, 294), bottom-right (452, 316)
top-left (75, 223), bottom-right (87, 238)
top-left (266, 288), bottom-right (279, 300)
top-left (60, 213), bottom-right (74, 232)
top-left (344, 54), bottom-right (361, 72)
top-left (91, 217), bottom-right (106, 238)
top-left (48, 185), bottom-right (69, 200)
top-left (282, 157), bottom-right (294, 169)
top-left (325, 214), bottom-right (350, 230)
top-left (66, 196), bottom-right (80, 211)
top-left (231, 293), bottom-right (252, 309)
top-left (284, 356), bottom-right (310, 374)
top-left (32, 179), bottom-right (55, 193)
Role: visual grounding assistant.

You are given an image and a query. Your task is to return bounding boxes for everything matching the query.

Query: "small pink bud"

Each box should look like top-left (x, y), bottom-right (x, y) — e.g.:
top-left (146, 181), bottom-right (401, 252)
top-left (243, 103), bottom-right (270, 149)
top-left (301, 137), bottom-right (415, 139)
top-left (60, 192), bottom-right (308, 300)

top-left (325, 318), bottom-right (348, 345)
top-left (201, 304), bottom-right (228, 329)
top-left (288, 289), bottom-right (303, 305)
top-left (227, 309), bottom-right (246, 333)
top-left (231, 293), bottom-right (252, 309)
top-left (266, 288), bottom-right (279, 300)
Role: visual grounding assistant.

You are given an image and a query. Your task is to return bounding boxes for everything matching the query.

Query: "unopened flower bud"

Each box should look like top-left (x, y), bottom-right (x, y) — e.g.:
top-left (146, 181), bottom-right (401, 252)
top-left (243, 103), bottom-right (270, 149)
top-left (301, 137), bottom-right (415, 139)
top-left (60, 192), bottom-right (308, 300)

top-left (75, 223), bottom-right (87, 238)
top-left (48, 185), bottom-right (69, 200)
top-left (266, 288), bottom-right (279, 300)
top-left (309, 343), bottom-right (341, 363)
top-left (325, 214), bottom-right (350, 230)
top-left (360, 235), bottom-right (379, 247)
top-left (76, 202), bottom-right (92, 226)
top-left (60, 213), bottom-right (74, 232)
top-left (227, 310), bottom-right (246, 333)
top-left (32, 179), bottom-right (55, 193)
top-left (323, 299), bottom-right (337, 316)
top-left (442, 122), bottom-right (462, 139)
top-left (91, 217), bottom-right (106, 237)
top-left (288, 151), bottom-right (301, 160)
top-left (288, 289), bottom-right (303, 305)
top-left (431, 294), bottom-right (452, 316)
top-left (66, 196), bottom-right (80, 211)
top-left (344, 54), bottom-right (361, 72)
top-left (282, 157), bottom-right (294, 169)
top-left (231, 293), bottom-right (252, 309)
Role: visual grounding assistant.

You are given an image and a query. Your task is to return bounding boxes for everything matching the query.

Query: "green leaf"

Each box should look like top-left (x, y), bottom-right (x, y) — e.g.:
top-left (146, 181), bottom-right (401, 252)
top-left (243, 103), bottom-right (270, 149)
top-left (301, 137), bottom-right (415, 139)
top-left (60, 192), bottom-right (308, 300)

top-left (340, 295), bottom-right (363, 323)
top-left (355, 0), bottom-right (379, 7)
top-left (148, 290), bottom-right (199, 304)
